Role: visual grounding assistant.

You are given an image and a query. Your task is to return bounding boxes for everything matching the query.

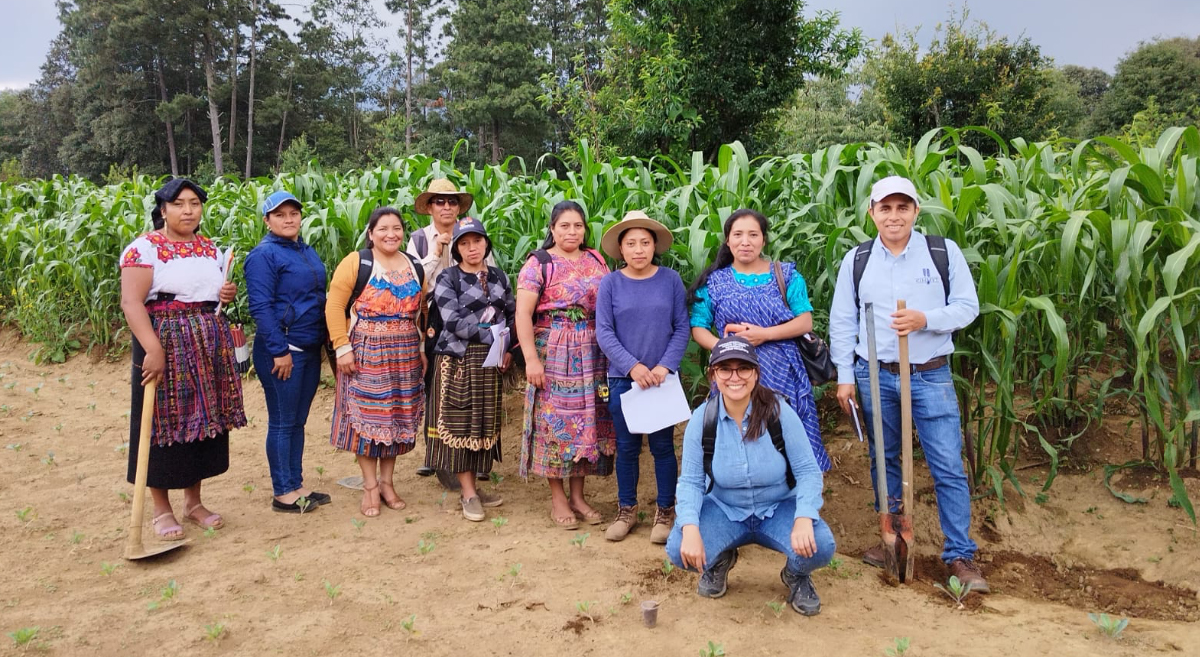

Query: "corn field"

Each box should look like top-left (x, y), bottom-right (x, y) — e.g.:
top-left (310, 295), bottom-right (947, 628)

top-left (2, 128), bottom-right (1199, 516)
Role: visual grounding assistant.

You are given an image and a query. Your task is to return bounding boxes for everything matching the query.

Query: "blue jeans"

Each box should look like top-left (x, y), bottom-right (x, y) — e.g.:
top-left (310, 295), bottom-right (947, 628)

top-left (254, 340), bottom-right (322, 497)
top-left (855, 360), bottom-right (977, 562)
top-left (665, 497), bottom-right (835, 576)
top-left (608, 377), bottom-right (678, 508)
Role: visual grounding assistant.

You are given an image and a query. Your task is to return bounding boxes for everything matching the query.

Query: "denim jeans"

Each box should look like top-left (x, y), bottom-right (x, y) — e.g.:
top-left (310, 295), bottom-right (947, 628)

top-left (608, 376), bottom-right (678, 508)
top-left (855, 360), bottom-right (977, 562)
top-left (254, 340), bottom-right (322, 496)
top-left (665, 496), bottom-right (835, 576)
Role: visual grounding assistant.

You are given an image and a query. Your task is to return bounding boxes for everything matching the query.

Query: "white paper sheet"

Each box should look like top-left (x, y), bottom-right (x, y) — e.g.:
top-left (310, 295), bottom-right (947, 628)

top-left (483, 322), bottom-right (509, 368)
top-left (619, 372), bottom-right (692, 434)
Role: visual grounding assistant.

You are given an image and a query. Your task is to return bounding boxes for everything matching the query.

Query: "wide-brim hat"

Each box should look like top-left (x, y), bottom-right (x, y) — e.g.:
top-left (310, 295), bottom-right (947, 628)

top-left (414, 178), bottom-right (473, 216)
top-left (600, 210), bottom-right (673, 260)
top-left (709, 335), bottom-right (759, 367)
top-left (449, 216), bottom-right (492, 262)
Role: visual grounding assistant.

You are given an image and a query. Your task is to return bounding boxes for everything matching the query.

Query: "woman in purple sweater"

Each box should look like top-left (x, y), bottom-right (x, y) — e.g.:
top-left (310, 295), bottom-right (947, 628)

top-left (596, 211), bottom-right (690, 544)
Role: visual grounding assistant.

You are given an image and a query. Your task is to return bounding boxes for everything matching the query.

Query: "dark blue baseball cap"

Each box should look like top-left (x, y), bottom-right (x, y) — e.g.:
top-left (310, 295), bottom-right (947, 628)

top-left (262, 191), bottom-right (302, 215)
top-left (449, 216), bottom-right (492, 262)
top-left (709, 334), bottom-right (759, 367)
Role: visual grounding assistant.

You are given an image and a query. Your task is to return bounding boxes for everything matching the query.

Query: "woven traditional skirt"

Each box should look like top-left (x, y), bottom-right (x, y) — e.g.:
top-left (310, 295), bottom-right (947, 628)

top-left (519, 316), bottom-right (615, 478)
top-left (425, 344), bottom-right (502, 473)
top-left (330, 317), bottom-right (424, 458)
top-left (125, 304), bottom-right (245, 489)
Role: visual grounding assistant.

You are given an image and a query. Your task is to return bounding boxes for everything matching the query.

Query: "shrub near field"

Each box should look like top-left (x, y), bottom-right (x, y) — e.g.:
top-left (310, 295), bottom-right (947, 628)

top-left (2, 128), bottom-right (1199, 512)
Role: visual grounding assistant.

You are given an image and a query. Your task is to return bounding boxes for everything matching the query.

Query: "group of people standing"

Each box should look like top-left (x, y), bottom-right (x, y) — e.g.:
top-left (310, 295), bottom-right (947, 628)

top-left (118, 174), bottom-right (986, 618)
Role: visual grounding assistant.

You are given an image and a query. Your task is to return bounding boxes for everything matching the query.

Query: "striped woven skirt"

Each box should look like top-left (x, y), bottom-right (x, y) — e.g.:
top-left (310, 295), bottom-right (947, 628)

top-left (330, 317), bottom-right (424, 458)
top-left (424, 344), bottom-right (502, 473)
top-left (126, 304), bottom-right (245, 488)
top-left (519, 315), bottom-right (615, 479)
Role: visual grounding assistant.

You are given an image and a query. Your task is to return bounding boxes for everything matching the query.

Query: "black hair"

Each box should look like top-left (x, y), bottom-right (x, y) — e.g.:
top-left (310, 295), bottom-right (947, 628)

top-left (686, 208), bottom-right (769, 304)
top-left (150, 178), bottom-right (208, 230)
top-left (615, 225), bottom-right (661, 267)
top-left (365, 206), bottom-right (403, 249)
top-left (451, 230), bottom-right (494, 263)
top-left (541, 200), bottom-right (588, 249)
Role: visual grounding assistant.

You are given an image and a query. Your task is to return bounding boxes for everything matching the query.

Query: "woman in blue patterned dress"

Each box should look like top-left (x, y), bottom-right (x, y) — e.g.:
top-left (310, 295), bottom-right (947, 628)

top-left (687, 209), bottom-right (830, 471)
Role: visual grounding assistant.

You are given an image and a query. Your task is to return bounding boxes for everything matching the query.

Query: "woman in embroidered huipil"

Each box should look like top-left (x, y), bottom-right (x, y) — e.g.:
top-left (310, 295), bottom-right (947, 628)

top-left (688, 209), bottom-right (830, 472)
top-left (119, 178), bottom-right (247, 540)
top-left (515, 200), bottom-right (615, 530)
top-left (326, 207), bottom-right (426, 518)
top-left (425, 217), bottom-right (516, 522)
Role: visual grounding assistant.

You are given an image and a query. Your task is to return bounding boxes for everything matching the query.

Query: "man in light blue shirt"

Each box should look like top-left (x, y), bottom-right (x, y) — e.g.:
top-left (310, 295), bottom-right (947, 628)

top-left (828, 176), bottom-right (987, 593)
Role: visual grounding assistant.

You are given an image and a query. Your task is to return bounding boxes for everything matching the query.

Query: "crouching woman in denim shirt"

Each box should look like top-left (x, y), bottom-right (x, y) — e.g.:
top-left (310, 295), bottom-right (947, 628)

top-left (666, 335), bottom-right (836, 616)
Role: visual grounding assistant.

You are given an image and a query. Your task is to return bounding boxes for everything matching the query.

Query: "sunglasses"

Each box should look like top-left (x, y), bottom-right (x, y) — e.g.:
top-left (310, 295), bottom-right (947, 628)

top-left (432, 197), bottom-right (460, 207)
top-left (712, 365), bottom-right (756, 380)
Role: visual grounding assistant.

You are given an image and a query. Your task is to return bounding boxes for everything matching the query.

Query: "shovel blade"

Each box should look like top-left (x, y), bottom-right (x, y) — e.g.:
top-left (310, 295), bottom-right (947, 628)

top-left (883, 513), bottom-right (915, 583)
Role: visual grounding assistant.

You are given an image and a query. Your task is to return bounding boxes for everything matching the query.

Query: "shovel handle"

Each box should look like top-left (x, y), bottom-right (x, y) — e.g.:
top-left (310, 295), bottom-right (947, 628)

top-left (125, 381), bottom-right (157, 557)
top-left (897, 300), bottom-right (914, 517)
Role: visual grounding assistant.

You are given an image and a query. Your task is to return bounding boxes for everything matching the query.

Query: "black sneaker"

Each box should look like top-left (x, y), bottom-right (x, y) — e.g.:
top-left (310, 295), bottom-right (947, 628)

top-left (787, 571), bottom-right (821, 616)
top-left (697, 549), bottom-right (738, 598)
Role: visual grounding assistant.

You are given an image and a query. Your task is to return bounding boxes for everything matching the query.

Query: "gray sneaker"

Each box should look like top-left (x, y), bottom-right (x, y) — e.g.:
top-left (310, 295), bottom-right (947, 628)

top-left (460, 496), bottom-right (485, 522)
top-left (477, 490), bottom-right (504, 508)
top-left (697, 549), bottom-right (738, 598)
top-left (787, 570), bottom-right (821, 616)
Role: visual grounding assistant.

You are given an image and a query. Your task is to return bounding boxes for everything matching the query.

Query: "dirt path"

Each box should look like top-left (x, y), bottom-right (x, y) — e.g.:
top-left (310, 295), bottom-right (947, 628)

top-left (0, 331), bottom-right (1196, 656)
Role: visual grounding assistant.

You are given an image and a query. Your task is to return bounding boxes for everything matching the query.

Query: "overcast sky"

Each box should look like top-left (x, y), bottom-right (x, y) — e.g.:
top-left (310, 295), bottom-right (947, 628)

top-left (2, 0), bottom-right (1198, 91)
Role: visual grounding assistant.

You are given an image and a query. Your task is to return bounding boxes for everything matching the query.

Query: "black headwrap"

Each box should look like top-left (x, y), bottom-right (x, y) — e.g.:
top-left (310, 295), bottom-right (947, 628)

top-left (150, 178), bottom-right (208, 229)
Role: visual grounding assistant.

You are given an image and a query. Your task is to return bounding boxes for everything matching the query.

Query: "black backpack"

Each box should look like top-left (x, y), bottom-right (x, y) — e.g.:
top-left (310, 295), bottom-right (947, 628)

top-left (701, 394), bottom-right (795, 494)
top-left (851, 234), bottom-right (951, 309)
top-left (529, 247), bottom-right (607, 295)
top-left (346, 248), bottom-right (425, 316)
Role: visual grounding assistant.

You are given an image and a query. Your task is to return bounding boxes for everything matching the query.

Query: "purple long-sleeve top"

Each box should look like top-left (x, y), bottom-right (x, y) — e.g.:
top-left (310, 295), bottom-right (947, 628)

top-left (596, 266), bottom-right (690, 379)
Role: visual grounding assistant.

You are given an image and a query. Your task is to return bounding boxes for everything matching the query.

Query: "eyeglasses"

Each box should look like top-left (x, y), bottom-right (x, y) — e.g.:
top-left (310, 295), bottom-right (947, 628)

top-left (432, 197), bottom-right (460, 207)
top-left (712, 365), bottom-right (755, 380)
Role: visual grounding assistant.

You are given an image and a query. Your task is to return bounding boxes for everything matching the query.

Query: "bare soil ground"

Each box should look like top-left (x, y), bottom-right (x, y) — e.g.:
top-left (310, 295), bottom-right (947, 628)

top-left (0, 330), bottom-right (1197, 656)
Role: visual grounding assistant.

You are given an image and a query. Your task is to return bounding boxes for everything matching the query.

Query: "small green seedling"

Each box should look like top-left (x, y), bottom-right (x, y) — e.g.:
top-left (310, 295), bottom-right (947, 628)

top-left (5, 443), bottom-right (22, 451)
top-left (203, 526), bottom-right (217, 539)
top-left (69, 531), bottom-right (84, 545)
top-left (87, 402), bottom-right (96, 412)
top-left (28, 383), bottom-right (42, 398)
top-left (637, 510), bottom-right (648, 523)
top-left (323, 580), bottom-right (342, 605)
top-left (203, 621), bottom-right (226, 643)
top-left (296, 496), bottom-right (312, 513)
top-left (500, 563), bottom-right (522, 587)
top-left (315, 466), bottom-right (326, 482)
top-left (489, 472), bottom-right (504, 486)
top-left (1089, 613), bottom-right (1129, 639)
top-left (661, 559), bottom-right (675, 577)
top-left (699, 641), bottom-right (725, 657)
top-left (417, 539), bottom-right (436, 556)
top-left (575, 600), bottom-right (597, 623)
top-left (933, 575), bottom-right (973, 609)
top-left (7, 626), bottom-right (39, 649)
top-left (351, 518), bottom-right (366, 533)
top-left (0, 405), bottom-right (8, 416)
top-left (765, 600), bottom-right (785, 618)
top-left (293, 572), bottom-right (304, 582)
top-left (16, 506), bottom-right (35, 524)
top-left (570, 532), bottom-right (590, 549)
top-left (243, 483), bottom-right (255, 496)
top-left (491, 516), bottom-right (508, 532)
top-left (266, 544), bottom-right (282, 563)
top-left (404, 516), bottom-right (417, 524)
top-left (885, 637), bottom-right (911, 656)
top-left (41, 451), bottom-right (56, 467)
top-left (149, 580), bottom-right (180, 610)
top-left (620, 592), bottom-right (633, 605)
top-left (100, 562), bottom-right (119, 576)
top-left (114, 443), bottom-right (128, 455)
top-left (53, 423), bottom-right (62, 432)
top-left (399, 614), bottom-right (418, 639)
top-left (117, 492), bottom-right (130, 504)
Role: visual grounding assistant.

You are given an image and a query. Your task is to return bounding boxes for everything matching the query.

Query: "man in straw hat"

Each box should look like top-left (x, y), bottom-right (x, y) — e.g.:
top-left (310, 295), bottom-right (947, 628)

top-left (828, 175), bottom-right (987, 593)
top-left (408, 179), bottom-right (498, 488)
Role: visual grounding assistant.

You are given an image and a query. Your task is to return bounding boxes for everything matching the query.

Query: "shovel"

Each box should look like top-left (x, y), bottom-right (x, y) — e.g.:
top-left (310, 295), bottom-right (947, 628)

top-left (894, 300), bottom-right (916, 582)
top-left (865, 302), bottom-right (906, 583)
top-left (124, 381), bottom-right (190, 560)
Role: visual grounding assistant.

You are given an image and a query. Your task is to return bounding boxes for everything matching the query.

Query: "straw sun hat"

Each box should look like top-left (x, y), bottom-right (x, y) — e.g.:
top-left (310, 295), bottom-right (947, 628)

top-left (600, 210), bottom-right (673, 260)
top-left (414, 178), bottom-right (474, 215)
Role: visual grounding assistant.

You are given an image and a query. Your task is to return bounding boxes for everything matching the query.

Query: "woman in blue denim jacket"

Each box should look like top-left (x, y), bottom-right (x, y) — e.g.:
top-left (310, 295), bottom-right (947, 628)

top-left (666, 335), bottom-right (836, 616)
top-left (244, 191), bottom-right (332, 513)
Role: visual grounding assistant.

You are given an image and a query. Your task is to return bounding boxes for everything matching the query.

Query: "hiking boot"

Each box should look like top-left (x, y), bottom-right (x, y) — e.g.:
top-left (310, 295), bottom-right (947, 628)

top-left (650, 505), bottom-right (674, 545)
top-left (862, 544), bottom-right (886, 569)
top-left (947, 558), bottom-right (990, 594)
top-left (605, 505), bottom-right (638, 542)
top-left (477, 490), bottom-right (503, 508)
top-left (697, 549), bottom-right (738, 598)
top-left (786, 571), bottom-right (822, 616)
top-left (460, 496), bottom-right (485, 522)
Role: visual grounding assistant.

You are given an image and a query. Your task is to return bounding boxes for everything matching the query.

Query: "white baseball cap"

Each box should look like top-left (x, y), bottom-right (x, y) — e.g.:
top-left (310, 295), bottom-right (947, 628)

top-left (869, 176), bottom-right (920, 205)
